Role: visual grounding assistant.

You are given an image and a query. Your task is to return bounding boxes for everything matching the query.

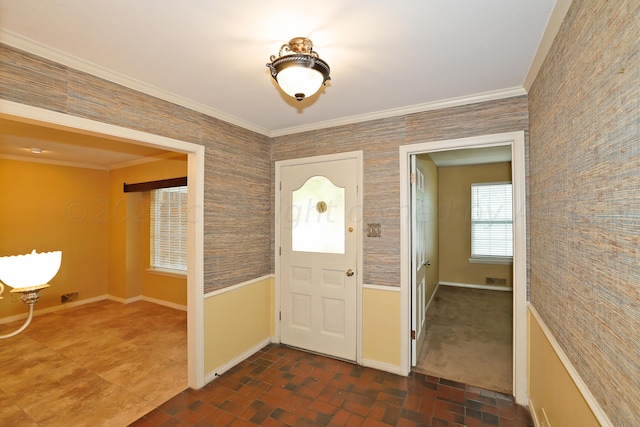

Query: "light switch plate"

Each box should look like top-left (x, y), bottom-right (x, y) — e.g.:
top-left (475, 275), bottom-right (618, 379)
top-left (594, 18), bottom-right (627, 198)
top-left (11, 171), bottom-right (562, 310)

top-left (367, 223), bottom-right (381, 237)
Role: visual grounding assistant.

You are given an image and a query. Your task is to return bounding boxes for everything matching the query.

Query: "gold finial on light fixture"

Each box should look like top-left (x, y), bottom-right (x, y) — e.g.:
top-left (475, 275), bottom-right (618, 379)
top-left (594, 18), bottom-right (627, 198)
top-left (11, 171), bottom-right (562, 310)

top-left (266, 37), bottom-right (331, 101)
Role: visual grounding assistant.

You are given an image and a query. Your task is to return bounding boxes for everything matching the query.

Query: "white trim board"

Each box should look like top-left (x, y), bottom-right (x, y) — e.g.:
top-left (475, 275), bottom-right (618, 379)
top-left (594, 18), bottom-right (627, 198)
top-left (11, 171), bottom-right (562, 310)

top-left (361, 359), bottom-right (404, 377)
top-left (1, 30), bottom-right (527, 138)
top-left (399, 131), bottom-right (528, 405)
top-left (205, 338), bottom-right (272, 384)
top-left (425, 283), bottom-right (439, 315)
top-left (528, 304), bottom-right (614, 427)
top-left (363, 284), bottom-right (401, 292)
top-left (0, 293), bottom-right (187, 324)
top-left (0, 294), bottom-right (108, 324)
top-left (205, 274), bottom-right (274, 299)
top-left (107, 294), bottom-right (186, 311)
top-left (0, 100), bottom-right (206, 390)
top-left (270, 88), bottom-right (526, 137)
top-left (439, 281), bottom-right (513, 292)
top-left (0, 30), bottom-right (270, 138)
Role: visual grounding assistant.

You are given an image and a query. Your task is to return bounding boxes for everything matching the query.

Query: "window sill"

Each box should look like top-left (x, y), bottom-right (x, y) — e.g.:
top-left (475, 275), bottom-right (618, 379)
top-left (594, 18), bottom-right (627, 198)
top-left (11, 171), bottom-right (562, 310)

top-left (146, 268), bottom-right (187, 278)
top-left (468, 256), bottom-right (513, 265)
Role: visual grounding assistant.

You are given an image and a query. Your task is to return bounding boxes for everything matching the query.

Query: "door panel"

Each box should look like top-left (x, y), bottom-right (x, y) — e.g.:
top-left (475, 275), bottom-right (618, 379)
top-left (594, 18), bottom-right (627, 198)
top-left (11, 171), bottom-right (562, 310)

top-left (411, 155), bottom-right (428, 364)
top-left (280, 158), bottom-right (358, 361)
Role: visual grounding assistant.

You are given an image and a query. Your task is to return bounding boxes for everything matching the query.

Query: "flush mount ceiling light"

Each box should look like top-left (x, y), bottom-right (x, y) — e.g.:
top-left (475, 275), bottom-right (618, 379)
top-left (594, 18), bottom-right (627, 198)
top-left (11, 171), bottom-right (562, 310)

top-left (266, 37), bottom-right (331, 101)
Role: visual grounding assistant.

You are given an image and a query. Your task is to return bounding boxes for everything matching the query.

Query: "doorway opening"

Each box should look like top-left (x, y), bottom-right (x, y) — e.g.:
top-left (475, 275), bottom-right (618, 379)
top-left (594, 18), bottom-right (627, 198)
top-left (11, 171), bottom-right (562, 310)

top-left (399, 131), bottom-right (527, 405)
top-left (0, 100), bottom-right (206, 389)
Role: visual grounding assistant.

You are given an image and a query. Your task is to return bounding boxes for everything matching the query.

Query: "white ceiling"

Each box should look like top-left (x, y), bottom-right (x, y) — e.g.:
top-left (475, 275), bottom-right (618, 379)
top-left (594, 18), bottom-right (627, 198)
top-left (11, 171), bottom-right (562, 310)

top-left (426, 146), bottom-right (511, 167)
top-left (0, 118), bottom-right (176, 170)
top-left (0, 0), bottom-right (560, 167)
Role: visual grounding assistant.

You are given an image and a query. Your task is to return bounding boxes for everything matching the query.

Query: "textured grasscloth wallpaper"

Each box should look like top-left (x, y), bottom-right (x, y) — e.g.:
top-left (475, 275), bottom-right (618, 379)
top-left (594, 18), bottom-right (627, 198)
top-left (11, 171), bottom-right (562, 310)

top-left (271, 99), bottom-right (528, 287)
top-left (0, 42), bottom-right (530, 293)
top-left (528, 1), bottom-right (639, 425)
top-left (0, 43), bottom-right (272, 293)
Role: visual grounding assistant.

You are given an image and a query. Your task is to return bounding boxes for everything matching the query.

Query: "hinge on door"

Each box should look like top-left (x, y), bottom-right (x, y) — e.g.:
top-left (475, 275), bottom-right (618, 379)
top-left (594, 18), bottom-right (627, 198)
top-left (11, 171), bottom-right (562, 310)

top-left (410, 173), bottom-right (416, 184)
top-left (411, 330), bottom-right (416, 340)
top-left (279, 247), bottom-right (281, 256)
top-left (279, 311), bottom-right (281, 321)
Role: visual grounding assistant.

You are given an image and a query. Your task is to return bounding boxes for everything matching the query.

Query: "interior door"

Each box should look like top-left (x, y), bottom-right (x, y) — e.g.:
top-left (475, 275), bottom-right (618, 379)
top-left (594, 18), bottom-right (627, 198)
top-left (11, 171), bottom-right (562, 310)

top-left (280, 157), bottom-right (358, 361)
top-left (411, 155), bottom-right (428, 365)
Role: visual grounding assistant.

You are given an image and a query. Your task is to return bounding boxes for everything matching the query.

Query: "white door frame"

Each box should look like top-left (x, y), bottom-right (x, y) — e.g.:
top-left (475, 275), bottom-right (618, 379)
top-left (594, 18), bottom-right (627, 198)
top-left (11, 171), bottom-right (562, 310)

top-left (275, 150), bottom-right (364, 363)
top-left (399, 131), bottom-right (527, 405)
top-left (0, 100), bottom-right (206, 389)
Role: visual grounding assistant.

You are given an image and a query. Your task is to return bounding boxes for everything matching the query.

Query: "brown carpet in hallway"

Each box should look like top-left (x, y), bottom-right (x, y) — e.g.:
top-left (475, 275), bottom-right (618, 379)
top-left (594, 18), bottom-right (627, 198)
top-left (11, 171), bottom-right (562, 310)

top-left (415, 285), bottom-right (513, 394)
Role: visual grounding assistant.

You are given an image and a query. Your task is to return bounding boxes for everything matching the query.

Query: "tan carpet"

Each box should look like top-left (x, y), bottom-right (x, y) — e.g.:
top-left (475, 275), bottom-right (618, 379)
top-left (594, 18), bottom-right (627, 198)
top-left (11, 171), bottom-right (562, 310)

top-left (415, 285), bottom-right (513, 394)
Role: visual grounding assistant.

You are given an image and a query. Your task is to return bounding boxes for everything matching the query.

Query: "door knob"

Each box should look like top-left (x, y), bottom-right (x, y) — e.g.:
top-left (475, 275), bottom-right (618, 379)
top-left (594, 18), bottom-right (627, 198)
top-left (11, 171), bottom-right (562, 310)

top-left (346, 269), bottom-right (355, 277)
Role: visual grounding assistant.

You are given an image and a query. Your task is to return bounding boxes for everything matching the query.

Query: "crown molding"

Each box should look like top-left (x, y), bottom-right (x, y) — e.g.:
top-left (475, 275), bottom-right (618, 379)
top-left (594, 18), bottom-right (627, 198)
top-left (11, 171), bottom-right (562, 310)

top-left (0, 147), bottom-right (184, 171)
top-left (0, 153), bottom-right (109, 170)
top-left (1, 29), bottom-right (528, 139)
top-left (524, 0), bottom-right (573, 91)
top-left (270, 87), bottom-right (527, 137)
top-left (0, 30), bottom-right (272, 137)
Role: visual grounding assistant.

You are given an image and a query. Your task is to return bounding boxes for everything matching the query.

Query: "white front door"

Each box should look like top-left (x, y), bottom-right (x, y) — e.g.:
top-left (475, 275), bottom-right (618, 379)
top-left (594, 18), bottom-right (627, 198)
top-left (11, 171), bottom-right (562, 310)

top-left (411, 155), bottom-right (428, 364)
top-left (279, 156), bottom-right (359, 361)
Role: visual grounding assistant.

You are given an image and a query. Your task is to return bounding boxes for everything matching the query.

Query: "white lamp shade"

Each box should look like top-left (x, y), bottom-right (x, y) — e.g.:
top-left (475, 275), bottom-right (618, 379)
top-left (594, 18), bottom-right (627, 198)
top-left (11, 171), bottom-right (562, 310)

top-left (0, 250), bottom-right (62, 290)
top-left (276, 66), bottom-right (325, 99)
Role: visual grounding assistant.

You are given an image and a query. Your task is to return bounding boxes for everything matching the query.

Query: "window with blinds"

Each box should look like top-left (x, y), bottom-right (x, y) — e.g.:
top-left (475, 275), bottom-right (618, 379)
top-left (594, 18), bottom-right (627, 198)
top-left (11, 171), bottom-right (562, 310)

top-left (471, 182), bottom-right (513, 261)
top-left (150, 186), bottom-right (188, 272)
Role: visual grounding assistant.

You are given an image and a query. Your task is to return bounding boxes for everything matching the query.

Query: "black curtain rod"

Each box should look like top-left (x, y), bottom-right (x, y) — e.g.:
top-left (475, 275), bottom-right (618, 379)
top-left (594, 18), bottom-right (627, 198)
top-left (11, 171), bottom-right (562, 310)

top-left (123, 177), bottom-right (187, 193)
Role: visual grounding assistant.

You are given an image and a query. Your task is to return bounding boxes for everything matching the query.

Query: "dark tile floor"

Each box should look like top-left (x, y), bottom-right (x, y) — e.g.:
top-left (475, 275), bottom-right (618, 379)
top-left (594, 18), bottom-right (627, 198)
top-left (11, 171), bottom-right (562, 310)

top-left (131, 345), bottom-right (533, 427)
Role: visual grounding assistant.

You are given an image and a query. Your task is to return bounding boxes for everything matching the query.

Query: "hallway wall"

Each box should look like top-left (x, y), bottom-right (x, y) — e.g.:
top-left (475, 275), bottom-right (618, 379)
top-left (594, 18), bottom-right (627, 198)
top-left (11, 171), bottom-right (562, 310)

top-left (438, 162), bottom-right (513, 288)
top-left (528, 0), bottom-right (639, 425)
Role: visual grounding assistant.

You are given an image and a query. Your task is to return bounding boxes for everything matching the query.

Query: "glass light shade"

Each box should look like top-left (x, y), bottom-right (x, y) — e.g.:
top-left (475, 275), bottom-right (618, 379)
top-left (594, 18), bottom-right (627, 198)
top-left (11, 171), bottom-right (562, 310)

top-left (277, 66), bottom-right (325, 100)
top-left (0, 250), bottom-right (62, 290)
top-left (267, 38), bottom-right (330, 101)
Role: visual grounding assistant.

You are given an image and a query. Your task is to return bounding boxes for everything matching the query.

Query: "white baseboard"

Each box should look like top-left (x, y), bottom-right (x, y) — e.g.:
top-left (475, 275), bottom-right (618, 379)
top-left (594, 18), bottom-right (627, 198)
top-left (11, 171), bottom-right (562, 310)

top-left (140, 296), bottom-right (187, 311)
top-left (528, 397), bottom-right (542, 427)
top-left (0, 293), bottom-right (188, 324)
top-left (361, 358), bottom-right (404, 376)
top-left (529, 304), bottom-right (614, 427)
top-left (0, 294), bottom-right (108, 324)
top-left (425, 283), bottom-right (439, 313)
top-left (205, 338), bottom-right (272, 384)
top-left (439, 281), bottom-right (513, 292)
top-left (106, 294), bottom-right (186, 311)
top-left (363, 283), bottom-right (401, 292)
top-left (107, 294), bottom-right (142, 304)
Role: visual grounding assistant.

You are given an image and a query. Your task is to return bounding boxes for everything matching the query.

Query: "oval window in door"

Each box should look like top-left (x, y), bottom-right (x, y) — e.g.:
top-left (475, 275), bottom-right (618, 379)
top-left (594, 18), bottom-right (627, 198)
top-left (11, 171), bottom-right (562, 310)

top-left (291, 175), bottom-right (345, 254)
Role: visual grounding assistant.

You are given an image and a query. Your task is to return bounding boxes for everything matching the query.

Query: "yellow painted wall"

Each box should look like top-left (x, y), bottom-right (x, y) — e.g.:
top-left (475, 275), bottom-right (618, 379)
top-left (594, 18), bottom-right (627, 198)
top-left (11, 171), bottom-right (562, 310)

top-left (108, 156), bottom-right (187, 303)
top-left (362, 287), bottom-right (401, 367)
top-left (204, 277), bottom-right (274, 374)
top-left (528, 307), bottom-right (600, 427)
top-left (0, 159), bottom-right (109, 317)
top-left (438, 162), bottom-right (513, 287)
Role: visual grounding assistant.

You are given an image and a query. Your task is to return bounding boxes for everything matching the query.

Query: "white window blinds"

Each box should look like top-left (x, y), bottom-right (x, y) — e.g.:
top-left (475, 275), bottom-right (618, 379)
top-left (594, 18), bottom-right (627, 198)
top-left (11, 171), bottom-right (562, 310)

top-left (471, 183), bottom-right (513, 258)
top-left (150, 186), bottom-right (188, 272)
